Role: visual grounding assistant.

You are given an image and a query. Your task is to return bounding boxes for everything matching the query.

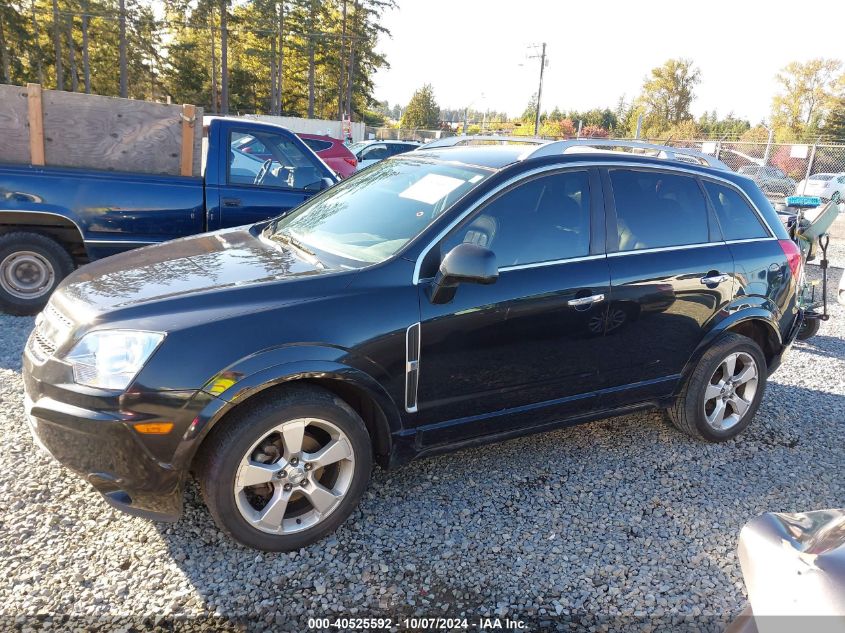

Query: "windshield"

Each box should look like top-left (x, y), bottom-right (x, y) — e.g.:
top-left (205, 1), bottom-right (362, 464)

top-left (267, 158), bottom-right (491, 267)
top-left (346, 141), bottom-right (369, 154)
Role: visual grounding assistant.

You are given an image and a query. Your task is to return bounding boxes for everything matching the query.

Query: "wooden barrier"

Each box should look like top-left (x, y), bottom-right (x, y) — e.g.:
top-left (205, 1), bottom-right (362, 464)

top-left (0, 84), bottom-right (203, 177)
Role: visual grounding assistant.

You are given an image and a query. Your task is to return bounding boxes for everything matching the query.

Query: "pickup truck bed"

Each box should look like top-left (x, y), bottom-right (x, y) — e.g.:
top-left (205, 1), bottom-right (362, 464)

top-left (0, 117), bottom-right (336, 314)
top-left (1, 165), bottom-right (205, 261)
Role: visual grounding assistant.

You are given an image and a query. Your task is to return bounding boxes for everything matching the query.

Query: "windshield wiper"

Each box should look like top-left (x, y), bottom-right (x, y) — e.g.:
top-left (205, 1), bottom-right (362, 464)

top-left (272, 230), bottom-right (321, 262)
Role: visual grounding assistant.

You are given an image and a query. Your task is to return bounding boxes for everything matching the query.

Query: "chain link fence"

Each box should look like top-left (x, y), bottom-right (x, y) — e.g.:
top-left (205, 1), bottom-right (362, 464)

top-left (360, 129), bottom-right (845, 203)
top-left (653, 139), bottom-right (845, 203)
top-left (364, 126), bottom-right (454, 143)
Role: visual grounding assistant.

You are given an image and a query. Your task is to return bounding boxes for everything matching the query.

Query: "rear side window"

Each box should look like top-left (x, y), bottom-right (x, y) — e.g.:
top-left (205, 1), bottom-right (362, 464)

top-left (303, 138), bottom-right (333, 152)
top-left (390, 144), bottom-right (416, 156)
top-left (704, 181), bottom-right (768, 241)
top-left (442, 170), bottom-right (591, 267)
top-left (609, 170), bottom-right (710, 251)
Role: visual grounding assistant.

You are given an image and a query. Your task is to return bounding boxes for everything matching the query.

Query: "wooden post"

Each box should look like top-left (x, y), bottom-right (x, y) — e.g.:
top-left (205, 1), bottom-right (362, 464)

top-left (27, 83), bottom-right (45, 166)
top-left (180, 103), bottom-right (196, 177)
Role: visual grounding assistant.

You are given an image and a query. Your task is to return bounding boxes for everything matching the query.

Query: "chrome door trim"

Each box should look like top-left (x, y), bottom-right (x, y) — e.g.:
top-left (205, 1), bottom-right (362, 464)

top-left (498, 253), bottom-right (606, 272)
top-left (724, 237), bottom-right (778, 245)
top-left (606, 242), bottom-right (718, 258)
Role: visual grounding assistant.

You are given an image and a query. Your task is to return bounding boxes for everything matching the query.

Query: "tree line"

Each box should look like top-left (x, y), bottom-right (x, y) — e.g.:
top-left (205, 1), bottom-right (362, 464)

top-left (0, 0), bottom-right (395, 122)
top-left (395, 58), bottom-right (845, 143)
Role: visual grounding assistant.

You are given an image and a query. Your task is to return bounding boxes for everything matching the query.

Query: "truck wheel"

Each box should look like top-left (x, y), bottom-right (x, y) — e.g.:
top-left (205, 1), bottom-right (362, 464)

top-left (796, 318), bottom-right (820, 341)
top-left (668, 333), bottom-right (767, 442)
top-left (197, 385), bottom-right (372, 551)
top-left (0, 232), bottom-right (74, 316)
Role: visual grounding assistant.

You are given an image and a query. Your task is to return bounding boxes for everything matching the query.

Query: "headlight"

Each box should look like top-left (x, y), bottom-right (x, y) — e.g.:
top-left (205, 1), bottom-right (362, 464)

top-left (65, 330), bottom-right (165, 390)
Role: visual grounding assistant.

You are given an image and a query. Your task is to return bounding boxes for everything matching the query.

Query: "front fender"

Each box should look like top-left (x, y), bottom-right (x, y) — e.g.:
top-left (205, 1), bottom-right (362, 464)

top-left (171, 353), bottom-right (403, 472)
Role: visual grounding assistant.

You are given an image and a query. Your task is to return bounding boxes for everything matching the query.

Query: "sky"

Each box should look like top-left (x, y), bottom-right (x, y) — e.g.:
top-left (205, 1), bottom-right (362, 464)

top-left (372, 0), bottom-right (845, 123)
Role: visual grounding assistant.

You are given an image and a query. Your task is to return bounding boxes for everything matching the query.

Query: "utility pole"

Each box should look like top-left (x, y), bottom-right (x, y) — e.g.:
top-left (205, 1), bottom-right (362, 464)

top-left (527, 42), bottom-right (546, 136)
top-left (220, 0), bottom-right (228, 115)
top-left (762, 125), bottom-right (774, 167)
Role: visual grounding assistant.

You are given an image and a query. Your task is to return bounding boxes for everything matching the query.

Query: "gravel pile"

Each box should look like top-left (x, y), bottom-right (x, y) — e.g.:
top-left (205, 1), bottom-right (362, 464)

top-left (1, 256), bottom-right (842, 631)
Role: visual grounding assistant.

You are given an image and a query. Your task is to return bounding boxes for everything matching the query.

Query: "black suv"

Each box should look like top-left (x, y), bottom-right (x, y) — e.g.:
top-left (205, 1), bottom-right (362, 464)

top-left (23, 141), bottom-right (803, 551)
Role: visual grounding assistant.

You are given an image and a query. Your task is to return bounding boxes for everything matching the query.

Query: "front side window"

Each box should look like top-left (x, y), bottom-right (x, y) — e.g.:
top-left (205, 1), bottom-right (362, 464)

top-left (704, 181), bottom-right (768, 241)
top-left (441, 170), bottom-right (592, 268)
top-left (610, 169), bottom-right (710, 251)
top-left (268, 158), bottom-right (491, 267)
top-left (228, 130), bottom-right (322, 190)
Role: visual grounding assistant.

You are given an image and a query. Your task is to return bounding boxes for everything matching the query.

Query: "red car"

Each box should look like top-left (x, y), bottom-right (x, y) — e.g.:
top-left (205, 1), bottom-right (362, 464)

top-left (297, 133), bottom-right (358, 179)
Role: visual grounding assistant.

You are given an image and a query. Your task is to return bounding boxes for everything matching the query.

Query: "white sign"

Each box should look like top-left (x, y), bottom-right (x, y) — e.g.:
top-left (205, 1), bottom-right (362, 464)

top-left (701, 142), bottom-right (717, 155)
top-left (399, 174), bottom-right (465, 204)
top-left (790, 144), bottom-right (809, 159)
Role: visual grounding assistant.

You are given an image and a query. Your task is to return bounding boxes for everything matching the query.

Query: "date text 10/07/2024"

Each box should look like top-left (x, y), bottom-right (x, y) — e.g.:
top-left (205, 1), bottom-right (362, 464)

top-left (307, 617), bottom-right (527, 630)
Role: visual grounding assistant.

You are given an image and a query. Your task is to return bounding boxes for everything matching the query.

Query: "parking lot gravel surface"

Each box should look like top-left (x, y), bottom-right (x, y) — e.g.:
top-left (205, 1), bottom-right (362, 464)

top-left (1, 252), bottom-right (843, 632)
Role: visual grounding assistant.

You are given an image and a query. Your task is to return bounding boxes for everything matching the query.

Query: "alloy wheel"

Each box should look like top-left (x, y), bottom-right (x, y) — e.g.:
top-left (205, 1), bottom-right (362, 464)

top-left (233, 418), bottom-right (355, 535)
top-left (703, 351), bottom-right (759, 431)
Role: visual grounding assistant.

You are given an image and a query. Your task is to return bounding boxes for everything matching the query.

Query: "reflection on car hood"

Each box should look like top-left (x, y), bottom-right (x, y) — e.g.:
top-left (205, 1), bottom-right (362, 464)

top-left (53, 226), bottom-right (332, 319)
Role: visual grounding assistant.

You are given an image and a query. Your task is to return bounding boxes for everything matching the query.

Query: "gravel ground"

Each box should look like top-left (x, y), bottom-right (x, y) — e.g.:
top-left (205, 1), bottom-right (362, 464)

top-left (1, 251), bottom-right (843, 632)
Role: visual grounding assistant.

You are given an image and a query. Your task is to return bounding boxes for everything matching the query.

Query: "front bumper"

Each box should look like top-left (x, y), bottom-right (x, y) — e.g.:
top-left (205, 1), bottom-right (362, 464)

top-left (22, 349), bottom-right (216, 522)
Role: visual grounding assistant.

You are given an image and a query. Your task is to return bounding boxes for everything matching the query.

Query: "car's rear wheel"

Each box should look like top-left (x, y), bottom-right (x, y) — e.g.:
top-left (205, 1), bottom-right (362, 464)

top-left (0, 232), bottom-right (74, 315)
top-left (669, 333), bottom-right (767, 442)
top-left (198, 385), bottom-right (372, 551)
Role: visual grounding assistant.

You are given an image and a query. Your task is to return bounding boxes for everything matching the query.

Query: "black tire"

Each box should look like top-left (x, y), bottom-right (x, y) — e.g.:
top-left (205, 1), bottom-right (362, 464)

top-left (197, 385), bottom-right (372, 551)
top-left (0, 232), bottom-right (74, 315)
top-left (668, 333), bottom-right (767, 442)
top-left (796, 317), bottom-right (820, 341)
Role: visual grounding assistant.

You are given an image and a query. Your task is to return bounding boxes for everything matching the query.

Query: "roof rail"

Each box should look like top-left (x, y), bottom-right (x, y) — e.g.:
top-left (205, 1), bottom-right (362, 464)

top-left (527, 138), bottom-right (731, 170)
top-left (418, 135), bottom-right (549, 150)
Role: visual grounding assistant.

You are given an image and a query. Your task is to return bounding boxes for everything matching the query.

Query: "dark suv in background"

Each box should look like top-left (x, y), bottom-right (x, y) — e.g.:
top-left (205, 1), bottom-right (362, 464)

top-left (23, 140), bottom-right (803, 551)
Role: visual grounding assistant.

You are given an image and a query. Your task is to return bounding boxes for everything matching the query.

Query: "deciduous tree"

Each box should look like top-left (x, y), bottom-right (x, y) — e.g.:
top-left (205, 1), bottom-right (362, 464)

top-left (636, 58), bottom-right (701, 131)
top-left (771, 58), bottom-right (844, 140)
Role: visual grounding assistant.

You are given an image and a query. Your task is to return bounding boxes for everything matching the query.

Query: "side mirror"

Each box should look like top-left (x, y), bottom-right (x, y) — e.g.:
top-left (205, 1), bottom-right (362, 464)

top-left (304, 177), bottom-right (335, 192)
top-left (429, 243), bottom-right (498, 304)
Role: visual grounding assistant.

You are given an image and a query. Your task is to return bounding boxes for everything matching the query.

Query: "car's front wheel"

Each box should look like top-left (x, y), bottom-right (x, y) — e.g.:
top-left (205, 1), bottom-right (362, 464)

top-left (0, 232), bottom-right (74, 315)
top-left (198, 385), bottom-right (372, 551)
top-left (669, 333), bottom-right (767, 442)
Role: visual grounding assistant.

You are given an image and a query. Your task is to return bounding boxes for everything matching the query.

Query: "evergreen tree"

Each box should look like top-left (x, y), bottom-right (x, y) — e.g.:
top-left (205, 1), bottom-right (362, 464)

top-left (401, 83), bottom-right (439, 128)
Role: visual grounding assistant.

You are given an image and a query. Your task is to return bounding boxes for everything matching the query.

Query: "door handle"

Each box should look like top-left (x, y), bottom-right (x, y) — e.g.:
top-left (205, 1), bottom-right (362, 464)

top-left (700, 273), bottom-right (729, 285)
top-left (222, 197), bottom-right (242, 207)
top-left (567, 293), bottom-right (605, 307)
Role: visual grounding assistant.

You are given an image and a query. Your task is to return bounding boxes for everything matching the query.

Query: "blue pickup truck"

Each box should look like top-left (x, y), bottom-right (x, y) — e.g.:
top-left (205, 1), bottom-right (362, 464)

top-left (0, 117), bottom-right (338, 314)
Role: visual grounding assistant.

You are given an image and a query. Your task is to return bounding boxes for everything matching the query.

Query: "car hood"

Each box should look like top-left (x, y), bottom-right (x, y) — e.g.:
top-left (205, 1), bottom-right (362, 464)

top-left (52, 225), bottom-right (344, 322)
